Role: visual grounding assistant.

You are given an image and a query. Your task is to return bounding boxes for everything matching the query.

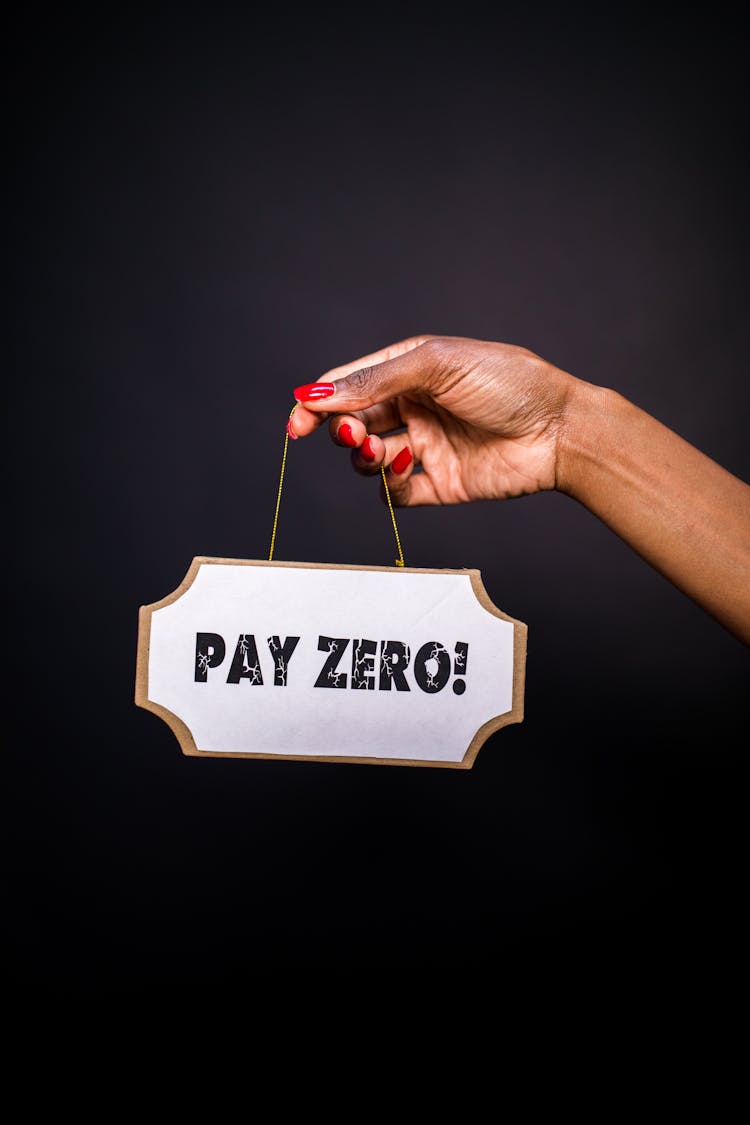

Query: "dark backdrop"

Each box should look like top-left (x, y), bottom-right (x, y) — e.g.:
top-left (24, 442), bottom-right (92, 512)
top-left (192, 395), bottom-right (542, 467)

top-left (8, 7), bottom-right (748, 991)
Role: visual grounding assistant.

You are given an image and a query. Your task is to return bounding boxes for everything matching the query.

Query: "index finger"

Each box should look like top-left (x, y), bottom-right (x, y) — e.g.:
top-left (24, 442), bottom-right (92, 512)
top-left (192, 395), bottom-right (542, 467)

top-left (321, 334), bottom-right (436, 381)
top-left (289, 334), bottom-right (435, 438)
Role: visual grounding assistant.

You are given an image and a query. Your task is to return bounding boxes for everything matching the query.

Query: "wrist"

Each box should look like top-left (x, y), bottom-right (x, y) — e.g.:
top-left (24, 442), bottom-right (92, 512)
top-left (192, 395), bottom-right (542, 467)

top-left (555, 378), bottom-right (620, 498)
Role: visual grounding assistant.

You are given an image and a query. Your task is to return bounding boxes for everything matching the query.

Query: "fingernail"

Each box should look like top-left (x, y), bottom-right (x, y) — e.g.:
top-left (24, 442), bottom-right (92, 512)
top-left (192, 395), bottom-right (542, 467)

top-left (392, 447), bottom-right (412, 474)
top-left (338, 423), bottom-right (358, 447)
top-left (294, 382), bottom-right (335, 402)
top-left (361, 436), bottom-right (377, 462)
top-left (286, 418), bottom-right (298, 440)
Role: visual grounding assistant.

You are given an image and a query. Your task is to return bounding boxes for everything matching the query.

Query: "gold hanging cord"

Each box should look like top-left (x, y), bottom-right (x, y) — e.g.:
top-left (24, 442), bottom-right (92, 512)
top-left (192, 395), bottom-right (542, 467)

top-left (269, 404), bottom-right (405, 567)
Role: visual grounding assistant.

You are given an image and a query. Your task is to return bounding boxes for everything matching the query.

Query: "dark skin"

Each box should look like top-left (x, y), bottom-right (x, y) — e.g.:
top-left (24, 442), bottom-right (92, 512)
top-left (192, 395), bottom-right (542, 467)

top-left (291, 335), bottom-right (750, 646)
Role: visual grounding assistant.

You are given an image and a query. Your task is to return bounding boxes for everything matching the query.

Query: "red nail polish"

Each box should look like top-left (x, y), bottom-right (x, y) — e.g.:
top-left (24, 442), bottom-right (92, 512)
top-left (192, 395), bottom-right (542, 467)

top-left (338, 423), bottom-right (357, 447)
top-left (286, 418), bottom-right (298, 440)
top-left (361, 436), bottom-right (377, 462)
top-left (392, 447), bottom-right (412, 474)
top-left (294, 382), bottom-right (335, 402)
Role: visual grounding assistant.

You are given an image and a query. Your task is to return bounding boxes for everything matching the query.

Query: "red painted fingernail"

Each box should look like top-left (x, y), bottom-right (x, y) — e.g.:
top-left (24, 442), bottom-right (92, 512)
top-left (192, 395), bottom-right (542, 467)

top-left (338, 423), bottom-right (357, 447)
top-left (361, 436), bottom-right (377, 462)
top-left (392, 447), bottom-right (412, 474)
top-left (286, 418), bottom-right (298, 440)
top-left (293, 382), bottom-right (335, 402)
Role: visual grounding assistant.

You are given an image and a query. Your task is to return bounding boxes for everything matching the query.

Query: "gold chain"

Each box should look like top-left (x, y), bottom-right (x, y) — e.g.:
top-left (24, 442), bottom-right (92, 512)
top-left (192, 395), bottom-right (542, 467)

top-left (268, 405), bottom-right (297, 563)
top-left (269, 403), bottom-right (405, 567)
top-left (381, 465), bottom-right (405, 567)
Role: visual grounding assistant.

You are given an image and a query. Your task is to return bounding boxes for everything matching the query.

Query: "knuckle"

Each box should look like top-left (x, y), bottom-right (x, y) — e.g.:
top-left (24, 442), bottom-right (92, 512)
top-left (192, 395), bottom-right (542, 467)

top-left (420, 336), bottom-right (452, 372)
top-left (421, 336), bottom-right (448, 358)
top-left (343, 365), bottom-right (373, 397)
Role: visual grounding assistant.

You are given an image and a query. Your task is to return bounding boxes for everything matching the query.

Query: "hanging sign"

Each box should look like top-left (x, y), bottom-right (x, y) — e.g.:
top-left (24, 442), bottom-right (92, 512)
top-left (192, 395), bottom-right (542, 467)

top-left (135, 557), bottom-right (527, 769)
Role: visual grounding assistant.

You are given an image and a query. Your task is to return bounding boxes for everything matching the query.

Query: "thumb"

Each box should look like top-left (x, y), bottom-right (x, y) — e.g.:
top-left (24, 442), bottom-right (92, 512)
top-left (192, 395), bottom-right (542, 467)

top-left (293, 339), bottom-right (441, 413)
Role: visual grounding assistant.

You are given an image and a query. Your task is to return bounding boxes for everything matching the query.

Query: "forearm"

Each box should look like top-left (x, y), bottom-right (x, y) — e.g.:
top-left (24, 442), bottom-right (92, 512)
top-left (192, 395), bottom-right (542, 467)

top-left (557, 381), bottom-right (750, 645)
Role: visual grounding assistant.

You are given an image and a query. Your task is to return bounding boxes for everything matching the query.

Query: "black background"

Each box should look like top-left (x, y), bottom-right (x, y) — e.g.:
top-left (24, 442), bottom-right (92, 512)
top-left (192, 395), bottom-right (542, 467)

top-left (8, 6), bottom-right (748, 992)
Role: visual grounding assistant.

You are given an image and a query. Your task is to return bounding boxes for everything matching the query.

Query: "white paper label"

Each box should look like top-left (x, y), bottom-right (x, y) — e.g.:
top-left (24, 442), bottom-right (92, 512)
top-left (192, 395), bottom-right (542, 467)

top-left (137, 559), bottom-right (526, 767)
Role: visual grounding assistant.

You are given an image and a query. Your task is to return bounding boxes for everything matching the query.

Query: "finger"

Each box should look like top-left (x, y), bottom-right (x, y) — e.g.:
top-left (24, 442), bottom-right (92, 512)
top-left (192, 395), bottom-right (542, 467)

top-left (293, 337), bottom-right (445, 415)
top-left (348, 434), bottom-right (418, 480)
top-left (286, 403), bottom-right (329, 439)
top-left (329, 414), bottom-right (368, 448)
top-left (349, 430), bottom-right (443, 506)
top-left (380, 436), bottom-right (442, 507)
top-left (351, 433), bottom-right (387, 476)
top-left (322, 334), bottom-right (435, 382)
top-left (383, 437), bottom-right (415, 482)
top-left (349, 433), bottom-right (413, 477)
top-left (385, 471), bottom-right (442, 508)
top-left (328, 402), bottom-right (405, 448)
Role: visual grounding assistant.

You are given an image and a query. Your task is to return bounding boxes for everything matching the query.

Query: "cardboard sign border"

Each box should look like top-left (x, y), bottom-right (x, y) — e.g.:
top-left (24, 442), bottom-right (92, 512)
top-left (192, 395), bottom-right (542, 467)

top-left (135, 557), bottom-right (527, 770)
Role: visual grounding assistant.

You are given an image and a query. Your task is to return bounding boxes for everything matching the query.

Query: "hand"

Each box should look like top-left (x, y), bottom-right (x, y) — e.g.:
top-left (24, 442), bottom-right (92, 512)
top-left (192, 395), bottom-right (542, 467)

top-left (290, 335), bottom-right (579, 505)
top-left (291, 333), bottom-right (750, 644)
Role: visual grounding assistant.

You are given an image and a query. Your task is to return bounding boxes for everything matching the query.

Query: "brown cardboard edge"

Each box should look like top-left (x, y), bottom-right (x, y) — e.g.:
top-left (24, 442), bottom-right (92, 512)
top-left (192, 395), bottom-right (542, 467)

top-left (135, 557), bottom-right (528, 770)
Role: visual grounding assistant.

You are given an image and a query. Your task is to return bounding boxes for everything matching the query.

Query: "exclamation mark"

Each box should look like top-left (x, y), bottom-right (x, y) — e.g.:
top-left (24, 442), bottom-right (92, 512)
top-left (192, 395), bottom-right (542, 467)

top-left (453, 642), bottom-right (468, 695)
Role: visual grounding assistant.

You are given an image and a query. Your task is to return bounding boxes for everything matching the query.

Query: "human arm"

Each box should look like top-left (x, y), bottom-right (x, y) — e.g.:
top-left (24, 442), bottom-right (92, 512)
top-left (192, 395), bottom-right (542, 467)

top-left (290, 335), bottom-right (750, 644)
